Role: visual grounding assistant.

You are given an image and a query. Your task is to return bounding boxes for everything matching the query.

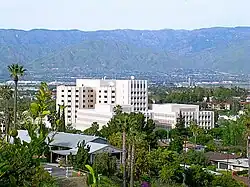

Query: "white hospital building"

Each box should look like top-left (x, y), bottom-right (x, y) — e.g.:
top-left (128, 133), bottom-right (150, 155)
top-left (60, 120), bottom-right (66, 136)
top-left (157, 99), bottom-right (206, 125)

top-left (56, 78), bottom-right (214, 131)
top-left (56, 78), bottom-right (148, 130)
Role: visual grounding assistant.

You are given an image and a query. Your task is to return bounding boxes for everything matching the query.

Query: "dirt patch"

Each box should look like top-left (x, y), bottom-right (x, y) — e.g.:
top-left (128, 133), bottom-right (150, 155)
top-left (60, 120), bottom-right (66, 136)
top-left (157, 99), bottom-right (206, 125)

top-left (57, 177), bottom-right (87, 187)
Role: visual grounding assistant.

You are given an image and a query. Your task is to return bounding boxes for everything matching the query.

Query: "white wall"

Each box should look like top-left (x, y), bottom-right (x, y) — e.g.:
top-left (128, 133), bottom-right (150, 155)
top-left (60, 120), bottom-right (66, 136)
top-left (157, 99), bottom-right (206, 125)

top-left (57, 78), bottom-right (148, 128)
top-left (75, 104), bottom-right (134, 130)
top-left (150, 103), bottom-right (214, 129)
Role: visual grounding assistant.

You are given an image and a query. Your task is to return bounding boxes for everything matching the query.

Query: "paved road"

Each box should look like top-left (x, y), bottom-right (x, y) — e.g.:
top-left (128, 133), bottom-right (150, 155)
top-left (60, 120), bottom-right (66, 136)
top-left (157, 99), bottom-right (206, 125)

top-left (43, 164), bottom-right (70, 177)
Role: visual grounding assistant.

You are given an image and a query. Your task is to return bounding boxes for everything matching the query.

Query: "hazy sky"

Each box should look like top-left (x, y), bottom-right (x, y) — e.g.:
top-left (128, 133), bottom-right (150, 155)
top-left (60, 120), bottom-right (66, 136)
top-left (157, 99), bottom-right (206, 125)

top-left (0, 0), bottom-right (249, 31)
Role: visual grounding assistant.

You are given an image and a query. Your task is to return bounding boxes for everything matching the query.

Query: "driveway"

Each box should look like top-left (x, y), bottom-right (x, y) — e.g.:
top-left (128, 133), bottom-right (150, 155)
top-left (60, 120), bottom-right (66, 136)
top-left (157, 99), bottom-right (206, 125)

top-left (43, 163), bottom-right (71, 177)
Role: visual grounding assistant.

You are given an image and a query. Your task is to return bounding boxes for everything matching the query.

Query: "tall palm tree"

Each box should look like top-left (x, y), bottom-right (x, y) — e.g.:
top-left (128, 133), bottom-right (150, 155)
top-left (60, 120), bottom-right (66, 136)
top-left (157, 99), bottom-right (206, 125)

top-left (7, 64), bottom-right (26, 129)
top-left (116, 113), bottom-right (129, 187)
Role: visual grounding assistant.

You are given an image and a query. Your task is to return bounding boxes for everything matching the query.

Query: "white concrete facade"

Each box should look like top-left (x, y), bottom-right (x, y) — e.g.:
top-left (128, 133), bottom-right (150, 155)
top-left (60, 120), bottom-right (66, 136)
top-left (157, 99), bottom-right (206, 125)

top-left (75, 104), bottom-right (134, 130)
top-left (56, 79), bottom-right (148, 126)
top-left (150, 104), bottom-right (214, 130)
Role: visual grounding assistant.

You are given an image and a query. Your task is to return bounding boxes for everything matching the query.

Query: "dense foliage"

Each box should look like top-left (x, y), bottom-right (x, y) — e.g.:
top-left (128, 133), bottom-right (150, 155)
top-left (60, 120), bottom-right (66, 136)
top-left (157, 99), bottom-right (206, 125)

top-left (0, 81), bottom-right (57, 186)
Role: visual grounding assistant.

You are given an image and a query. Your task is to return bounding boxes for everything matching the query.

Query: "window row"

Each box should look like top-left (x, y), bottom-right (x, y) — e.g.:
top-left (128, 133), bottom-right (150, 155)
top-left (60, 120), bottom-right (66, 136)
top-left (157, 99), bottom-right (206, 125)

top-left (131, 91), bottom-right (146, 95)
top-left (99, 90), bottom-right (115, 93)
top-left (99, 95), bottom-right (115, 98)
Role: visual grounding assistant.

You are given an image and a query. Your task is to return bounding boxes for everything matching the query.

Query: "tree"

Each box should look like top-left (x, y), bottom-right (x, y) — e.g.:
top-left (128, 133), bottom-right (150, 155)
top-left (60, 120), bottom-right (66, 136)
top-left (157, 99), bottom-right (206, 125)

top-left (189, 121), bottom-right (201, 147)
top-left (70, 140), bottom-right (90, 170)
top-left (116, 113), bottom-right (130, 187)
top-left (56, 104), bottom-right (66, 132)
top-left (169, 137), bottom-right (183, 153)
top-left (169, 112), bottom-right (187, 153)
top-left (212, 174), bottom-right (245, 187)
top-left (183, 150), bottom-right (208, 167)
top-left (0, 82), bottom-right (55, 186)
top-left (185, 165), bottom-right (213, 187)
top-left (0, 85), bottom-right (13, 140)
top-left (155, 128), bottom-right (168, 141)
top-left (147, 148), bottom-right (183, 184)
top-left (113, 105), bottom-right (122, 115)
top-left (93, 152), bottom-right (117, 177)
top-left (83, 122), bottom-right (100, 136)
top-left (7, 64), bottom-right (26, 130)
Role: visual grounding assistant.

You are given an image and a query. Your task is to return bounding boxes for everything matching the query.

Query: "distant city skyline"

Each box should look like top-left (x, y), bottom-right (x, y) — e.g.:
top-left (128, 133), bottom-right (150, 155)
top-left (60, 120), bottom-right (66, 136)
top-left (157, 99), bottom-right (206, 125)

top-left (0, 0), bottom-right (249, 31)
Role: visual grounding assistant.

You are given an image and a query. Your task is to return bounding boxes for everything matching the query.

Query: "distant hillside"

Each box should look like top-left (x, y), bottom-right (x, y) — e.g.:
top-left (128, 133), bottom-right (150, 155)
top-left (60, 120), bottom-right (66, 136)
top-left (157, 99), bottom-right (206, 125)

top-left (0, 27), bottom-right (250, 79)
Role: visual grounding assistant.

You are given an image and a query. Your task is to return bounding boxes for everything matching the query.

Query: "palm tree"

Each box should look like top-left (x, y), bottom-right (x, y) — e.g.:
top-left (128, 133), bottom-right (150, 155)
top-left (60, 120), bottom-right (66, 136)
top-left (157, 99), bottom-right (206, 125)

top-left (113, 105), bottom-right (122, 115)
top-left (116, 113), bottom-right (129, 187)
top-left (7, 64), bottom-right (26, 129)
top-left (189, 121), bottom-right (200, 148)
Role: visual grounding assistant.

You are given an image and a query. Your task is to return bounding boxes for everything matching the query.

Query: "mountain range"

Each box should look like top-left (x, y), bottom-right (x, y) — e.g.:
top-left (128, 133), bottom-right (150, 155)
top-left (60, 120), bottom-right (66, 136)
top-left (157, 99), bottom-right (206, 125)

top-left (0, 27), bottom-right (250, 80)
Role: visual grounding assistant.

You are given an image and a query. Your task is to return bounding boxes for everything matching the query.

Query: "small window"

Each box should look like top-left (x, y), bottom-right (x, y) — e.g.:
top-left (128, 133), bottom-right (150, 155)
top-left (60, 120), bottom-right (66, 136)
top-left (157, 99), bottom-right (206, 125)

top-left (76, 105), bottom-right (79, 108)
top-left (104, 96), bottom-right (107, 98)
top-left (76, 90), bottom-right (79, 92)
top-left (62, 90), bottom-right (64, 92)
top-left (104, 101), bottom-right (107, 103)
top-left (68, 110), bottom-right (71, 113)
top-left (111, 101), bottom-right (115, 104)
top-left (68, 90), bottom-right (71, 92)
top-left (99, 95), bottom-right (101, 98)
top-left (83, 90), bottom-right (85, 92)
top-left (68, 100), bottom-right (71, 103)
top-left (61, 100), bottom-right (64, 103)
top-left (104, 90), bottom-right (108, 93)
top-left (83, 95), bottom-right (85, 97)
top-left (90, 100), bottom-right (93, 102)
top-left (67, 115), bottom-right (71, 118)
top-left (112, 96), bottom-right (115, 98)
top-left (61, 95), bottom-right (64, 97)
top-left (76, 95), bottom-right (79, 97)
top-left (90, 105), bottom-right (94, 107)
top-left (99, 90), bottom-right (101, 93)
top-left (112, 90), bottom-right (115, 93)
top-left (76, 100), bottom-right (79, 102)
top-left (83, 105), bottom-right (85, 108)
top-left (91, 90), bottom-right (93, 92)
top-left (90, 95), bottom-right (93, 97)
top-left (83, 100), bottom-right (85, 103)
top-left (99, 100), bottom-right (101, 103)
top-left (68, 95), bottom-right (71, 97)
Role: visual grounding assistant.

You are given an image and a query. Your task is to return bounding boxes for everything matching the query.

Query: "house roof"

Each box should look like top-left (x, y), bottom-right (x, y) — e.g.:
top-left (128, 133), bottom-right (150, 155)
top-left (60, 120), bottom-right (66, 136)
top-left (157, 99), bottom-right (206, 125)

top-left (16, 130), bottom-right (107, 149)
top-left (15, 130), bottom-right (121, 156)
top-left (47, 132), bottom-right (106, 149)
top-left (205, 151), bottom-right (240, 161)
top-left (215, 158), bottom-right (248, 168)
top-left (51, 142), bottom-right (121, 156)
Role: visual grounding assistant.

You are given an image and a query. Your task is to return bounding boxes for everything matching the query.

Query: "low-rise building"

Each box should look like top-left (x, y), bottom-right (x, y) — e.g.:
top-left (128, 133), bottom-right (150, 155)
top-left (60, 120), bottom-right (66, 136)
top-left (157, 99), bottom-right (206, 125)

top-left (215, 158), bottom-right (248, 171)
top-left (16, 130), bottom-right (122, 164)
top-left (75, 104), bottom-right (134, 130)
top-left (149, 104), bottom-right (214, 129)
